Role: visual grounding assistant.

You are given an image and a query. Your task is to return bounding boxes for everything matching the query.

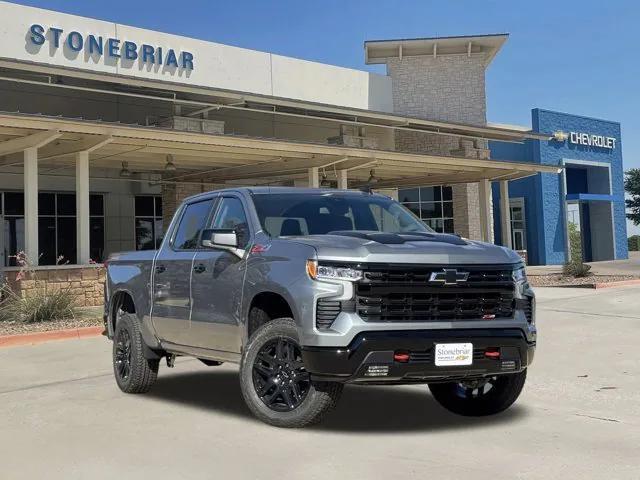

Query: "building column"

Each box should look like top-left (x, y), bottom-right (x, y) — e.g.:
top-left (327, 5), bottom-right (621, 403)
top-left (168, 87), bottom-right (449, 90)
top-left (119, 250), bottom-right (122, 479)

top-left (452, 183), bottom-right (482, 240)
top-left (500, 180), bottom-right (512, 249)
top-left (308, 167), bottom-right (319, 188)
top-left (337, 170), bottom-right (348, 189)
top-left (478, 179), bottom-right (493, 243)
top-left (76, 151), bottom-right (90, 264)
top-left (24, 147), bottom-right (39, 265)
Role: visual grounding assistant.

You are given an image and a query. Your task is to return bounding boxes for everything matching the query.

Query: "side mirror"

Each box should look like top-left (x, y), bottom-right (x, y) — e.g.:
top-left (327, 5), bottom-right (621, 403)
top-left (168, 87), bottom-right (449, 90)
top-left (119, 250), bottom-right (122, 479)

top-left (202, 229), bottom-right (238, 249)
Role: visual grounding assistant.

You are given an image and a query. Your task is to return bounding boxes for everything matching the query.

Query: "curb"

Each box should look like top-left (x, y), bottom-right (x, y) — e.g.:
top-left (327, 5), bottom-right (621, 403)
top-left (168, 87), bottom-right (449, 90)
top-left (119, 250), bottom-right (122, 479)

top-left (542, 279), bottom-right (640, 289)
top-left (593, 279), bottom-right (640, 289)
top-left (0, 326), bottom-right (104, 348)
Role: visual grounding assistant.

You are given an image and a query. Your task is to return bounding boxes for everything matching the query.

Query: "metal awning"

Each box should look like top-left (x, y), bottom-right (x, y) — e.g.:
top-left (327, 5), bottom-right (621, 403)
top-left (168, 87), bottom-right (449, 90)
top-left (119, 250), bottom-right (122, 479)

top-left (0, 112), bottom-right (560, 188)
top-left (0, 60), bottom-right (550, 144)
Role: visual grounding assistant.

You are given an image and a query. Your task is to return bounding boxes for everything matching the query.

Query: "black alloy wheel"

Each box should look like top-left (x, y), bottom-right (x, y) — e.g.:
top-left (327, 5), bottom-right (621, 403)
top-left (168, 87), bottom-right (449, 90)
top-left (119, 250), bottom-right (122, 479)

top-left (114, 327), bottom-right (132, 381)
top-left (112, 312), bottom-right (159, 394)
top-left (252, 337), bottom-right (311, 412)
top-left (429, 369), bottom-right (527, 416)
top-left (455, 376), bottom-right (500, 399)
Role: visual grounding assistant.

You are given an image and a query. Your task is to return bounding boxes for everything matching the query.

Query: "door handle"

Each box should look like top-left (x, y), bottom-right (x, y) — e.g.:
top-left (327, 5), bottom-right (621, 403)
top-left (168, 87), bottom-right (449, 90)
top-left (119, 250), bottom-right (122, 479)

top-left (193, 263), bottom-right (206, 274)
top-left (155, 264), bottom-right (166, 274)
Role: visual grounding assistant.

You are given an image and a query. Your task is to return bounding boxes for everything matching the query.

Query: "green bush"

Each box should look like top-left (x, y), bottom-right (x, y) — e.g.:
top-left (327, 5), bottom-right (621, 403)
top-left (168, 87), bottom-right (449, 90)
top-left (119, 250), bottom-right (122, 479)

top-left (563, 221), bottom-right (592, 278)
top-left (628, 235), bottom-right (640, 252)
top-left (0, 251), bottom-right (79, 323)
top-left (562, 261), bottom-right (592, 278)
top-left (0, 284), bottom-right (77, 323)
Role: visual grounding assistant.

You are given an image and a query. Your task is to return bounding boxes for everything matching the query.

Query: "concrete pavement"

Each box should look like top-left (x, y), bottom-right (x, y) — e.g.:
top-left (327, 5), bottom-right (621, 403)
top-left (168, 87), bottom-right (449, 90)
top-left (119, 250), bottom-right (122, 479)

top-left (2, 286), bottom-right (639, 479)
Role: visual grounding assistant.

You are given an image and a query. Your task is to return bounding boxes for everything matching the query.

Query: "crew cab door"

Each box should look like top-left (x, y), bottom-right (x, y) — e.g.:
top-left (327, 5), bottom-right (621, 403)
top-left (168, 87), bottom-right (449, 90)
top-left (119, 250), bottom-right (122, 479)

top-left (187, 195), bottom-right (251, 352)
top-left (151, 197), bottom-right (216, 344)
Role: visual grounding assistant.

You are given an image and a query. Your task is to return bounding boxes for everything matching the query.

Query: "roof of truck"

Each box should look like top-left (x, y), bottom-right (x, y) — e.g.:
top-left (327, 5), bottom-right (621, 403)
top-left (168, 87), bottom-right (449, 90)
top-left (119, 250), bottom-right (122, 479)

top-left (184, 186), bottom-right (386, 202)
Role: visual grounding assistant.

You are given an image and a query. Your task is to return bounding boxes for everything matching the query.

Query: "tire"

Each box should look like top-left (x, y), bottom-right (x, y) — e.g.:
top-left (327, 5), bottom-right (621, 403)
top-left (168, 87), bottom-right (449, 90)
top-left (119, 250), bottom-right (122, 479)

top-left (113, 312), bottom-right (159, 394)
top-left (428, 370), bottom-right (527, 416)
top-left (239, 318), bottom-right (343, 428)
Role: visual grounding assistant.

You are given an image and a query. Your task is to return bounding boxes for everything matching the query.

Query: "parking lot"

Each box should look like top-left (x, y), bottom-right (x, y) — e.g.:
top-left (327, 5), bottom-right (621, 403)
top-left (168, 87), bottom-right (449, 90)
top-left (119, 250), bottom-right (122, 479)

top-left (2, 286), bottom-right (639, 479)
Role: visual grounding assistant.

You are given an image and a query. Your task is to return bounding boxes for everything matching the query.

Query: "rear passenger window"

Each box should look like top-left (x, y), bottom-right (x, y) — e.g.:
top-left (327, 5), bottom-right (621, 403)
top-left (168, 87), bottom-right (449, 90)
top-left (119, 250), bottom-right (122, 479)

top-left (173, 199), bottom-right (214, 250)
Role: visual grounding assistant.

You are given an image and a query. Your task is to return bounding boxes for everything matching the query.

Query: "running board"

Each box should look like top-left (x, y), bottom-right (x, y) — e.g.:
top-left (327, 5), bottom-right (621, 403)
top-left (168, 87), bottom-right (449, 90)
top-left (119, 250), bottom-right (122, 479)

top-left (161, 340), bottom-right (242, 364)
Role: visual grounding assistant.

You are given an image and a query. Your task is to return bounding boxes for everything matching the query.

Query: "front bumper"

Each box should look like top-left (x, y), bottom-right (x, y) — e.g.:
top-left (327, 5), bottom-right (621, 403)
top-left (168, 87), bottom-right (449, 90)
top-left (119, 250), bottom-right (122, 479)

top-left (301, 328), bottom-right (535, 384)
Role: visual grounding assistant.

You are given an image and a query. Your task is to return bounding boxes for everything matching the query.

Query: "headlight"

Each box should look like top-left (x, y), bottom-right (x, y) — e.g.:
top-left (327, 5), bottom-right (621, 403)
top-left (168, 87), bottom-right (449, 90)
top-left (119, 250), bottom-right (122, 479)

top-left (513, 266), bottom-right (527, 283)
top-left (306, 260), bottom-right (362, 282)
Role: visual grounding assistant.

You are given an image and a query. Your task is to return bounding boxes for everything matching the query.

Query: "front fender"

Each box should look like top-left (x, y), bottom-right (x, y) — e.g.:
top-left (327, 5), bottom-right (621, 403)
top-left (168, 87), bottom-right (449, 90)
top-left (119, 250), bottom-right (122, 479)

top-left (242, 241), bottom-right (319, 345)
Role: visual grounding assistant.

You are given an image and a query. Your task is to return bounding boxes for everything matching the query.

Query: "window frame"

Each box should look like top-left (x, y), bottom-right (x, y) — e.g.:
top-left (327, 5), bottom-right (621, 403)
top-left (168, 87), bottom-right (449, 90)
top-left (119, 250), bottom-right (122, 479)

top-left (1, 191), bottom-right (105, 266)
top-left (134, 195), bottom-right (164, 251)
top-left (398, 186), bottom-right (455, 234)
top-left (509, 197), bottom-right (527, 251)
top-left (169, 196), bottom-right (219, 252)
top-left (209, 195), bottom-right (253, 249)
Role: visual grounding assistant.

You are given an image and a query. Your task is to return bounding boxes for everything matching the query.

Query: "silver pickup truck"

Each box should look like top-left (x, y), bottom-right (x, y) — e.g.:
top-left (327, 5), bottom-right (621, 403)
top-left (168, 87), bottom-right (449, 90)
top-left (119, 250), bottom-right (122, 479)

top-left (104, 187), bottom-right (536, 427)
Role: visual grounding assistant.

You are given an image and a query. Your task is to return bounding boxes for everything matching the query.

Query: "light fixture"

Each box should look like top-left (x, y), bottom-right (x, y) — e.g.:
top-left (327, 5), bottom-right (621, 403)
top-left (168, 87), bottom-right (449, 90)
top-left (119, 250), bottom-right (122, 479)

top-left (320, 172), bottom-right (331, 187)
top-left (119, 161), bottom-right (131, 178)
top-left (367, 169), bottom-right (379, 185)
top-left (164, 154), bottom-right (176, 172)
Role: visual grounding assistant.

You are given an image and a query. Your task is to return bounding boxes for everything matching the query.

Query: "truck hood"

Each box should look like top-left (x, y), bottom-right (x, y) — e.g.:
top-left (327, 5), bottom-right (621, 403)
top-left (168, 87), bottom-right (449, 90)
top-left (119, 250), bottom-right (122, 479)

top-left (283, 231), bottom-right (522, 265)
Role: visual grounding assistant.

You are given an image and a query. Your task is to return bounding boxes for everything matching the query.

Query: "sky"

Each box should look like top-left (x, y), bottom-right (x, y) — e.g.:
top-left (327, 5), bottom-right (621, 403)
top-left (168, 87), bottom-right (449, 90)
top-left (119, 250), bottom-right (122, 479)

top-left (10, 0), bottom-right (640, 234)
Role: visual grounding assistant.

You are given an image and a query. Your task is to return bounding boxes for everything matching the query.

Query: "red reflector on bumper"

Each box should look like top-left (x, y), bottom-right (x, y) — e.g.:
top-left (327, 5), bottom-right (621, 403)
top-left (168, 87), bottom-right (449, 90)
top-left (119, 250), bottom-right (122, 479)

top-left (484, 348), bottom-right (501, 359)
top-left (394, 352), bottom-right (410, 363)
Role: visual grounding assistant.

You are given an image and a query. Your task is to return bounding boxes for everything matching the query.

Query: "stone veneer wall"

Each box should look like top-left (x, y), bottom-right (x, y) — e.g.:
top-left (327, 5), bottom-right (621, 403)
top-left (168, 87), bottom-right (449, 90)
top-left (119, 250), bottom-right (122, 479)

top-left (4, 266), bottom-right (106, 307)
top-left (386, 54), bottom-right (492, 241)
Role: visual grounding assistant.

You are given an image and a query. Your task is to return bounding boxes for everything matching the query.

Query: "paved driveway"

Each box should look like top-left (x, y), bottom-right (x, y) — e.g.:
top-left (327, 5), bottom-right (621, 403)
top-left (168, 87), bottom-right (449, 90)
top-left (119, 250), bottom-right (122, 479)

top-left (2, 287), bottom-right (639, 479)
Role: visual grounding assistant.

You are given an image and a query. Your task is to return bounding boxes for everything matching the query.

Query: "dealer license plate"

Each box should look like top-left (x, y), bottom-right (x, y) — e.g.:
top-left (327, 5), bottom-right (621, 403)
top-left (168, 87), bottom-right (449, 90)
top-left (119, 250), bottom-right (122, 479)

top-left (435, 343), bottom-right (473, 366)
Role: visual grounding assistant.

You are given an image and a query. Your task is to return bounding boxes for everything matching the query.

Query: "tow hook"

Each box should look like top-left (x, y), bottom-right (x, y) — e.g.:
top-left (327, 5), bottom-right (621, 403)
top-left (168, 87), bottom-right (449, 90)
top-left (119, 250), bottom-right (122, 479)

top-left (166, 353), bottom-right (176, 368)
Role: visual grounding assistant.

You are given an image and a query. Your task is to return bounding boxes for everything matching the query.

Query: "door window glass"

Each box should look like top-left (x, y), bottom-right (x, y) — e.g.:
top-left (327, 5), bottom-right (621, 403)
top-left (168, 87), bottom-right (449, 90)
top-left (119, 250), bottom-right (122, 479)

top-left (211, 197), bottom-right (250, 248)
top-left (173, 199), bottom-right (214, 250)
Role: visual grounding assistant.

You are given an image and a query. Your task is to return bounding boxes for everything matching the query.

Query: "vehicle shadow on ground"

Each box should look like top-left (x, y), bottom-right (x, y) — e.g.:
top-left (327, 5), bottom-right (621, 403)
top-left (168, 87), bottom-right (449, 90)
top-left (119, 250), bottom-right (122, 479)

top-left (148, 370), bottom-right (528, 433)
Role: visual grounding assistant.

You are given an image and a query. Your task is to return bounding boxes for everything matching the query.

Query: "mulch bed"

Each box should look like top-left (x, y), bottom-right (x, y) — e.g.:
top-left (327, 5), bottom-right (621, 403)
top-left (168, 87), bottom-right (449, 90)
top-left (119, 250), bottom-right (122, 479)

top-left (0, 316), bottom-right (102, 336)
top-left (528, 274), bottom-right (639, 288)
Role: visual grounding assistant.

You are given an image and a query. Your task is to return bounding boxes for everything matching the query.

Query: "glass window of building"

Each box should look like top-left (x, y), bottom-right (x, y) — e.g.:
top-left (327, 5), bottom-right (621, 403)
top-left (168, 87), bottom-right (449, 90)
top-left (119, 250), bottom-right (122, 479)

top-left (1, 192), bottom-right (105, 266)
top-left (135, 196), bottom-right (163, 251)
top-left (398, 186), bottom-right (454, 234)
top-left (510, 199), bottom-right (527, 251)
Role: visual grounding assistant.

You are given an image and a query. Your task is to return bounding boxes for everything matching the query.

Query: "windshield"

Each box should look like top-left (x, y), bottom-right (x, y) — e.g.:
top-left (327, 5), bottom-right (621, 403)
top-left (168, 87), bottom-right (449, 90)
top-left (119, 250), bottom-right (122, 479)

top-left (251, 193), bottom-right (433, 237)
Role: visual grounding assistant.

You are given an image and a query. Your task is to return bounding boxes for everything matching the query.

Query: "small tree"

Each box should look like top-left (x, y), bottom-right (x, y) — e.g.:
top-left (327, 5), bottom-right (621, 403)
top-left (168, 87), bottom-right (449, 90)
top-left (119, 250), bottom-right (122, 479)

top-left (567, 222), bottom-right (583, 262)
top-left (563, 221), bottom-right (591, 277)
top-left (625, 169), bottom-right (640, 226)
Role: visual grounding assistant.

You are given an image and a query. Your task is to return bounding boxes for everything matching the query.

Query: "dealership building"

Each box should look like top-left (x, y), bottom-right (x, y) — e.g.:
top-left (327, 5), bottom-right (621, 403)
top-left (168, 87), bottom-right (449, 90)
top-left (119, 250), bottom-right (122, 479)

top-left (0, 1), bottom-right (628, 304)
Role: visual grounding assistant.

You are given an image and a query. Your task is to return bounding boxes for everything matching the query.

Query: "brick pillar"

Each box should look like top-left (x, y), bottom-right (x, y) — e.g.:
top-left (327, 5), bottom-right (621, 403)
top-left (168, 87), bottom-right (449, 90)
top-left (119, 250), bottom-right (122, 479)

top-left (383, 53), bottom-right (492, 240)
top-left (452, 183), bottom-right (482, 240)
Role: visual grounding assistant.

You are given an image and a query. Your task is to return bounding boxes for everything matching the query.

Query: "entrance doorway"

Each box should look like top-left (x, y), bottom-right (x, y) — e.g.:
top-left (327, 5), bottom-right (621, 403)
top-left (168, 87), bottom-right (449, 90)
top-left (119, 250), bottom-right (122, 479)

top-left (509, 198), bottom-right (527, 252)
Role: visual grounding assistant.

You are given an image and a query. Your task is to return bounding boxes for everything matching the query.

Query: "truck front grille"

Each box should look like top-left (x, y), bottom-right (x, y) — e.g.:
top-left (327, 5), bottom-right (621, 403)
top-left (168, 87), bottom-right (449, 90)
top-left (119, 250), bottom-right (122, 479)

top-left (355, 264), bottom-right (516, 323)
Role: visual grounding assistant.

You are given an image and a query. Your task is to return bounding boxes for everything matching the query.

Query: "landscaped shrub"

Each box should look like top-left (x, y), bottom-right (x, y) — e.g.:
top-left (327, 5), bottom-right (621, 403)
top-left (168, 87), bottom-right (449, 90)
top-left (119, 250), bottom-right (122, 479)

top-left (0, 284), bottom-right (77, 323)
top-left (0, 251), bottom-right (78, 323)
top-left (563, 221), bottom-right (592, 278)
top-left (628, 235), bottom-right (640, 252)
top-left (562, 261), bottom-right (592, 278)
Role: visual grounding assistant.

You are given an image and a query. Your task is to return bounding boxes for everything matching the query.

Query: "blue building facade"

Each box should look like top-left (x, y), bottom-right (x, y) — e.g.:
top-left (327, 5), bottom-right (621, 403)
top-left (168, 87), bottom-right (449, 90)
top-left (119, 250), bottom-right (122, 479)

top-left (490, 109), bottom-right (627, 265)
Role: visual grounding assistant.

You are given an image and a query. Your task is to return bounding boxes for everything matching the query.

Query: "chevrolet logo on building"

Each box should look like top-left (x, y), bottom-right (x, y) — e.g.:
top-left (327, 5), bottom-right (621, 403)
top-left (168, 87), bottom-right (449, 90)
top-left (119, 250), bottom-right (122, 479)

top-left (429, 269), bottom-right (469, 285)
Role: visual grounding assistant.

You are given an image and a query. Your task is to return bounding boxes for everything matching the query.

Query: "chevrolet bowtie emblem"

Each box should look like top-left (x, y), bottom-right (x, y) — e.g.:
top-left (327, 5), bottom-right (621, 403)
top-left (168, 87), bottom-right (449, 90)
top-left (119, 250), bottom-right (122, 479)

top-left (429, 269), bottom-right (469, 285)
